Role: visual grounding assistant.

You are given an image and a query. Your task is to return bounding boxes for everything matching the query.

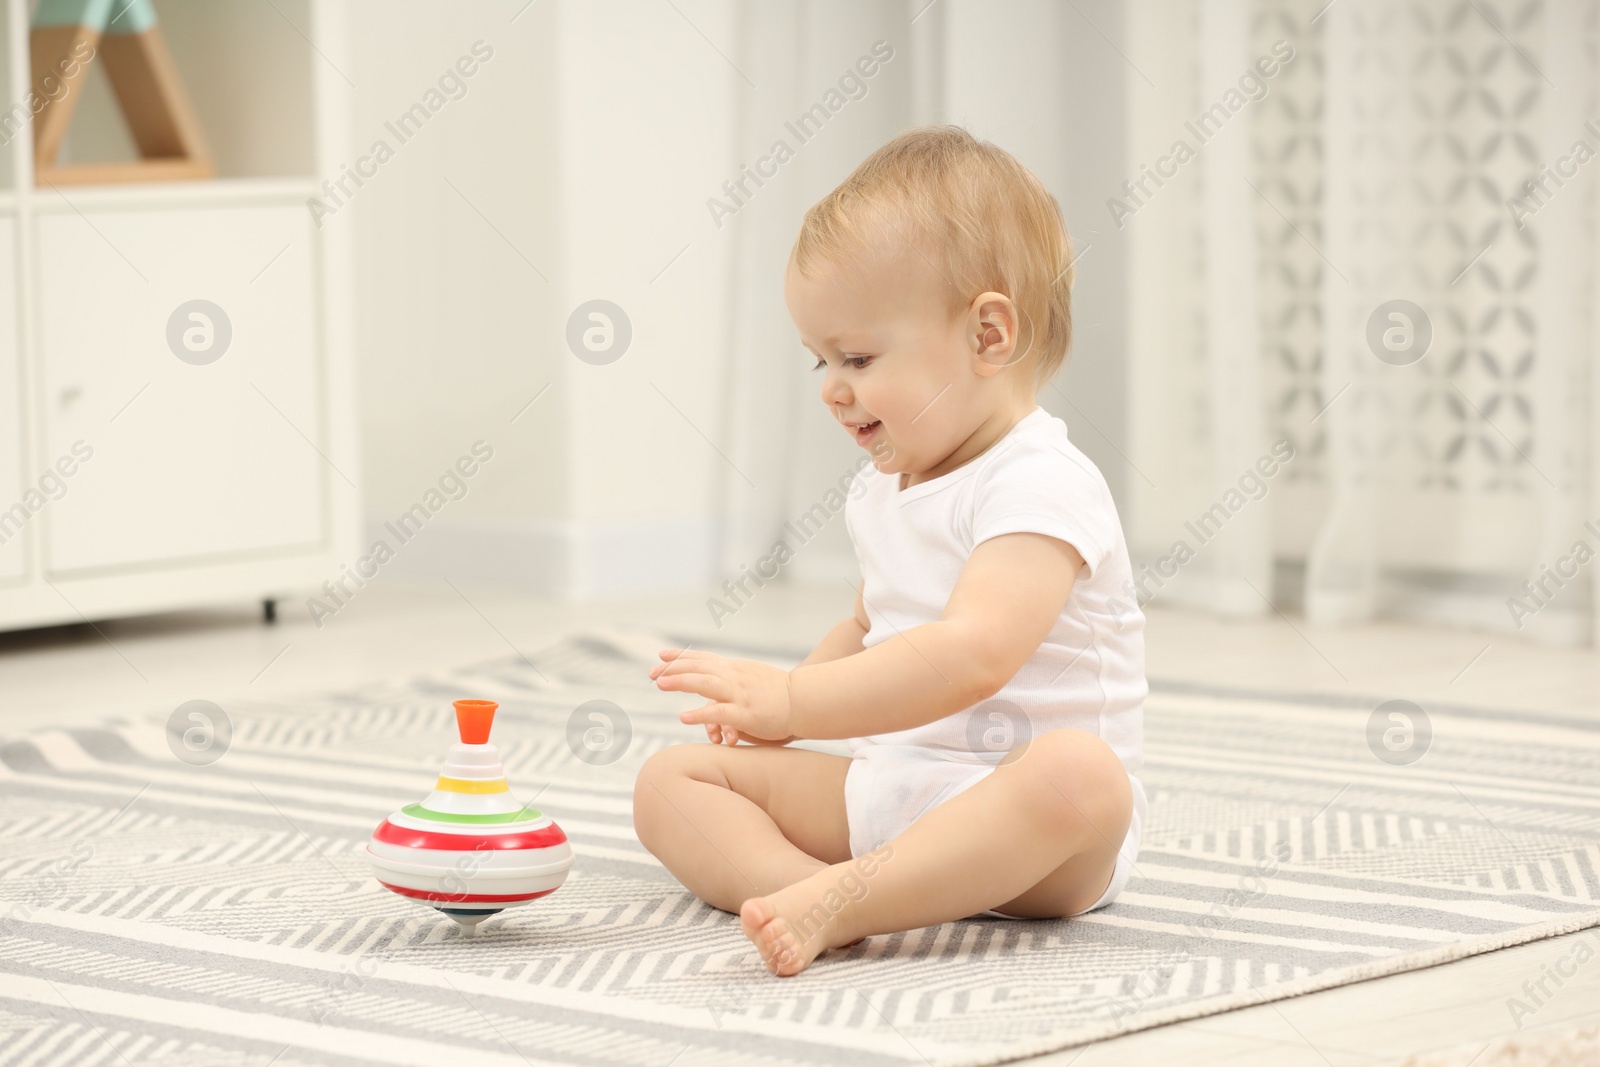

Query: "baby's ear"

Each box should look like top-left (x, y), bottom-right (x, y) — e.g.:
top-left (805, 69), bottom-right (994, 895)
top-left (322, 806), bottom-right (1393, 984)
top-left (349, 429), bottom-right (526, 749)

top-left (968, 292), bottom-right (1021, 377)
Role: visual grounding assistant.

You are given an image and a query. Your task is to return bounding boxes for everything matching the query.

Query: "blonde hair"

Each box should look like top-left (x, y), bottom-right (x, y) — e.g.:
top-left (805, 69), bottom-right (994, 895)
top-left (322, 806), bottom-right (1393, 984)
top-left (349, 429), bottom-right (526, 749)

top-left (790, 125), bottom-right (1075, 388)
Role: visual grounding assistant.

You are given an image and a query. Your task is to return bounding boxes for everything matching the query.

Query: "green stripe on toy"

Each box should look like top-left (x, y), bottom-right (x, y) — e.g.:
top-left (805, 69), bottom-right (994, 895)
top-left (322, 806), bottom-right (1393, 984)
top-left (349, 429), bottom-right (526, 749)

top-left (400, 803), bottom-right (544, 825)
top-left (32, 0), bottom-right (156, 34)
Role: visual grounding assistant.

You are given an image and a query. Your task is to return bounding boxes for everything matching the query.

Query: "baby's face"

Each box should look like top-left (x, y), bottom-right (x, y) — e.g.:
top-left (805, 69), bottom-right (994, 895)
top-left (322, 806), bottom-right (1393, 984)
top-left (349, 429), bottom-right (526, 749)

top-left (784, 237), bottom-right (1008, 477)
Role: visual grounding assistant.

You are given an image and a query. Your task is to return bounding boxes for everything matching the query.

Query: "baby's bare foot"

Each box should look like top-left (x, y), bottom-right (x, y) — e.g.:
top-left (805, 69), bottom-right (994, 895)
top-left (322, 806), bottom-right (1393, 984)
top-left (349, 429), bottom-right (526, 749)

top-left (739, 882), bottom-right (854, 976)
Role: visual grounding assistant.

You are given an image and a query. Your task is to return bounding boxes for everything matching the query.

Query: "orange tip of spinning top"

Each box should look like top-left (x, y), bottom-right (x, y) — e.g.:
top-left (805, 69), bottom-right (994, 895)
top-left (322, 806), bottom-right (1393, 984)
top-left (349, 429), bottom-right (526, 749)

top-left (454, 699), bottom-right (498, 745)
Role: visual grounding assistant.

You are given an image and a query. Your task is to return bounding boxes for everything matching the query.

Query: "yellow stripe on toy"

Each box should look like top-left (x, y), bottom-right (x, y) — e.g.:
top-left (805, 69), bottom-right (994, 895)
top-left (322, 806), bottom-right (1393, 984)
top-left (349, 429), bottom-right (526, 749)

top-left (434, 776), bottom-right (510, 795)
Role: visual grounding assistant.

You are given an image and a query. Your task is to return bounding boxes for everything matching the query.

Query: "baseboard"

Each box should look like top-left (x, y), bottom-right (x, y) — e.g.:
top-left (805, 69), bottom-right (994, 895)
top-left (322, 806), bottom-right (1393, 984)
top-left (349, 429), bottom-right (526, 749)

top-left (363, 514), bottom-right (723, 600)
top-left (1129, 551), bottom-right (1593, 646)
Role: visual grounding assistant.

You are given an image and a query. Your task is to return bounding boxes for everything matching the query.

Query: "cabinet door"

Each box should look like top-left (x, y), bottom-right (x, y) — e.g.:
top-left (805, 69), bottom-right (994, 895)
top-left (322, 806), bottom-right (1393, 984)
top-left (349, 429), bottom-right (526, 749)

top-left (38, 203), bottom-right (327, 575)
top-left (0, 219), bottom-right (22, 584)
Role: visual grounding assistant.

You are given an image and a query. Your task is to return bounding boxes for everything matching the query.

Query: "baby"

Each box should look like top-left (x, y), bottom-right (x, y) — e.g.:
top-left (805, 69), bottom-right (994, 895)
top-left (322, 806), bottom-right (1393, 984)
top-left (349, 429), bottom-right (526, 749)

top-left (632, 125), bottom-right (1147, 976)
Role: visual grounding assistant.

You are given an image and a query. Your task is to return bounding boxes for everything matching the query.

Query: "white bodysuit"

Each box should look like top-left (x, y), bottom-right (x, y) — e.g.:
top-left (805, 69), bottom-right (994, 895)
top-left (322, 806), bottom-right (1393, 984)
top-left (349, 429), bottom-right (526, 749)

top-left (842, 405), bottom-right (1148, 916)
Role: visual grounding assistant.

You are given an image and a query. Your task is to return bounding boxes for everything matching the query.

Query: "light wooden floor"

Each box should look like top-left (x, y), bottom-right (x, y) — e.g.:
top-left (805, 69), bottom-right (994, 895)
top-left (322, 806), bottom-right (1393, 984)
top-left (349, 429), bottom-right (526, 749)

top-left (0, 579), bottom-right (1596, 1066)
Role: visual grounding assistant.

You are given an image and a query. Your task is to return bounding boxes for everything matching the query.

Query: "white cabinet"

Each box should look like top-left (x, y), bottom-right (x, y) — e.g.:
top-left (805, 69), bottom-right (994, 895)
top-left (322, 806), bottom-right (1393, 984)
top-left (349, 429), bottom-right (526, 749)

top-left (36, 205), bottom-right (326, 574)
top-left (0, 217), bottom-right (22, 585)
top-left (0, 0), bottom-right (358, 631)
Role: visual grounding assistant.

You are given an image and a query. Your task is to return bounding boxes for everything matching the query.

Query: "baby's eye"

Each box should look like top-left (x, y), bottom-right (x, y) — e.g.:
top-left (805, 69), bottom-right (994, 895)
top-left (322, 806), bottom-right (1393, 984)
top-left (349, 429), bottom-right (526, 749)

top-left (811, 354), bottom-right (874, 371)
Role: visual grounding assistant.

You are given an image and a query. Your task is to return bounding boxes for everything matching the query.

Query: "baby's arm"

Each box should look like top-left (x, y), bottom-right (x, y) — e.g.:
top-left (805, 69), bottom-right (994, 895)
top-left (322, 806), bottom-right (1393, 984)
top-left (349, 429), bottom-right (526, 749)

top-left (714, 586), bottom-right (869, 747)
top-left (789, 532), bottom-right (1082, 740)
top-left (655, 537), bottom-right (1079, 742)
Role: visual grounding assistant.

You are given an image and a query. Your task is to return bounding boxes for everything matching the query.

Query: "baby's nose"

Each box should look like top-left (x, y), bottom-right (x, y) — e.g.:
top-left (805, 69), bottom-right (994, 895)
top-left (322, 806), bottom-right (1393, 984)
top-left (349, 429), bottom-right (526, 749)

top-left (820, 369), bottom-right (852, 406)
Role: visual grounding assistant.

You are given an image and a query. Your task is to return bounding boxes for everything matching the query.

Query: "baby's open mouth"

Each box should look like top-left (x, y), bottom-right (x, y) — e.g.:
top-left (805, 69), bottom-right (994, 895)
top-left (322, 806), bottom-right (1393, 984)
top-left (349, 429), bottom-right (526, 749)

top-left (851, 420), bottom-right (882, 443)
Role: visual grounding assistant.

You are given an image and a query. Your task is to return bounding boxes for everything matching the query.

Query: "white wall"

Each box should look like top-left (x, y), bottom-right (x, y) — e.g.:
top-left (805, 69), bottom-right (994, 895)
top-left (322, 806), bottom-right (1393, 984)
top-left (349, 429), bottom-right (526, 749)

top-left (554, 0), bottom-right (738, 598)
top-left (347, 0), bottom-right (568, 585)
top-left (342, 0), bottom-right (749, 599)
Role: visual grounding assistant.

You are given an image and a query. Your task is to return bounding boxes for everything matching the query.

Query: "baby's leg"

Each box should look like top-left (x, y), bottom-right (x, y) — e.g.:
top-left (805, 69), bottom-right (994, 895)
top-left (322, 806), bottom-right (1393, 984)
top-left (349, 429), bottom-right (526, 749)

top-left (741, 728), bottom-right (1132, 975)
top-left (633, 743), bottom-right (854, 914)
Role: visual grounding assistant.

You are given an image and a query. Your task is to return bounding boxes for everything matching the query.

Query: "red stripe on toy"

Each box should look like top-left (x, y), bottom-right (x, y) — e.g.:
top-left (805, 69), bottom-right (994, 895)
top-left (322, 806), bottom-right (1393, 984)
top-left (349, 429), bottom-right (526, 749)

top-left (378, 881), bottom-right (556, 904)
top-left (374, 820), bottom-right (568, 851)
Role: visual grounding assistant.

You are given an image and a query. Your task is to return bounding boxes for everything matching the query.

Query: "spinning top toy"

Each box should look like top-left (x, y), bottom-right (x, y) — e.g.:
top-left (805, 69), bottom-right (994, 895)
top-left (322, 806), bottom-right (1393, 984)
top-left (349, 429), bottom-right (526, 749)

top-left (366, 699), bottom-right (573, 932)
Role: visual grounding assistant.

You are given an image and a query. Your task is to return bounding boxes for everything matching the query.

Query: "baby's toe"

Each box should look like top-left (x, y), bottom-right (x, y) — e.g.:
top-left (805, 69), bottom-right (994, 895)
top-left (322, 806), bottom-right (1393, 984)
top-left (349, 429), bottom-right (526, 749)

top-left (765, 927), bottom-right (802, 973)
top-left (739, 898), bottom-right (796, 973)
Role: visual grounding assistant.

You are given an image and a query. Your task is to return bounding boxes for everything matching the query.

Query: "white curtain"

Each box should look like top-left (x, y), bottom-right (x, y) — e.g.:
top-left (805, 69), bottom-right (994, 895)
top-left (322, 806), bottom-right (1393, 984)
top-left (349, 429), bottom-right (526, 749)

top-left (1126, 0), bottom-right (1599, 647)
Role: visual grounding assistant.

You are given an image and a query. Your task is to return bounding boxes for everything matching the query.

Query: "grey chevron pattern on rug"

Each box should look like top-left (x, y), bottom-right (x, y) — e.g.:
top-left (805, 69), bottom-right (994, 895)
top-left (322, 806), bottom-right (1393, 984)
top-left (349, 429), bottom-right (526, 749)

top-left (1, 628), bottom-right (1598, 1067)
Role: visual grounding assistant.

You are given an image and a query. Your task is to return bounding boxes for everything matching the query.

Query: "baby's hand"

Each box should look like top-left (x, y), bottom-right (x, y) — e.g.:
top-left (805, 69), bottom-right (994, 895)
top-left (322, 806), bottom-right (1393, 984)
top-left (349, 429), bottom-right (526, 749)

top-left (705, 722), bottom-right (738, 746)
top-left (702, 723), bottom-right (797, 746)
top-left (649, 649), bottom-right (794, 743)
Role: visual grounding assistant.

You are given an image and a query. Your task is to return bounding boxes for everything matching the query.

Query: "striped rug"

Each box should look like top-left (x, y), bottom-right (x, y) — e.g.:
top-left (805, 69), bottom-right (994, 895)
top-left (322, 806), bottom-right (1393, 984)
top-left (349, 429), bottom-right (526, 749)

top-left (1, 629), bottom-right (1597, 1067)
